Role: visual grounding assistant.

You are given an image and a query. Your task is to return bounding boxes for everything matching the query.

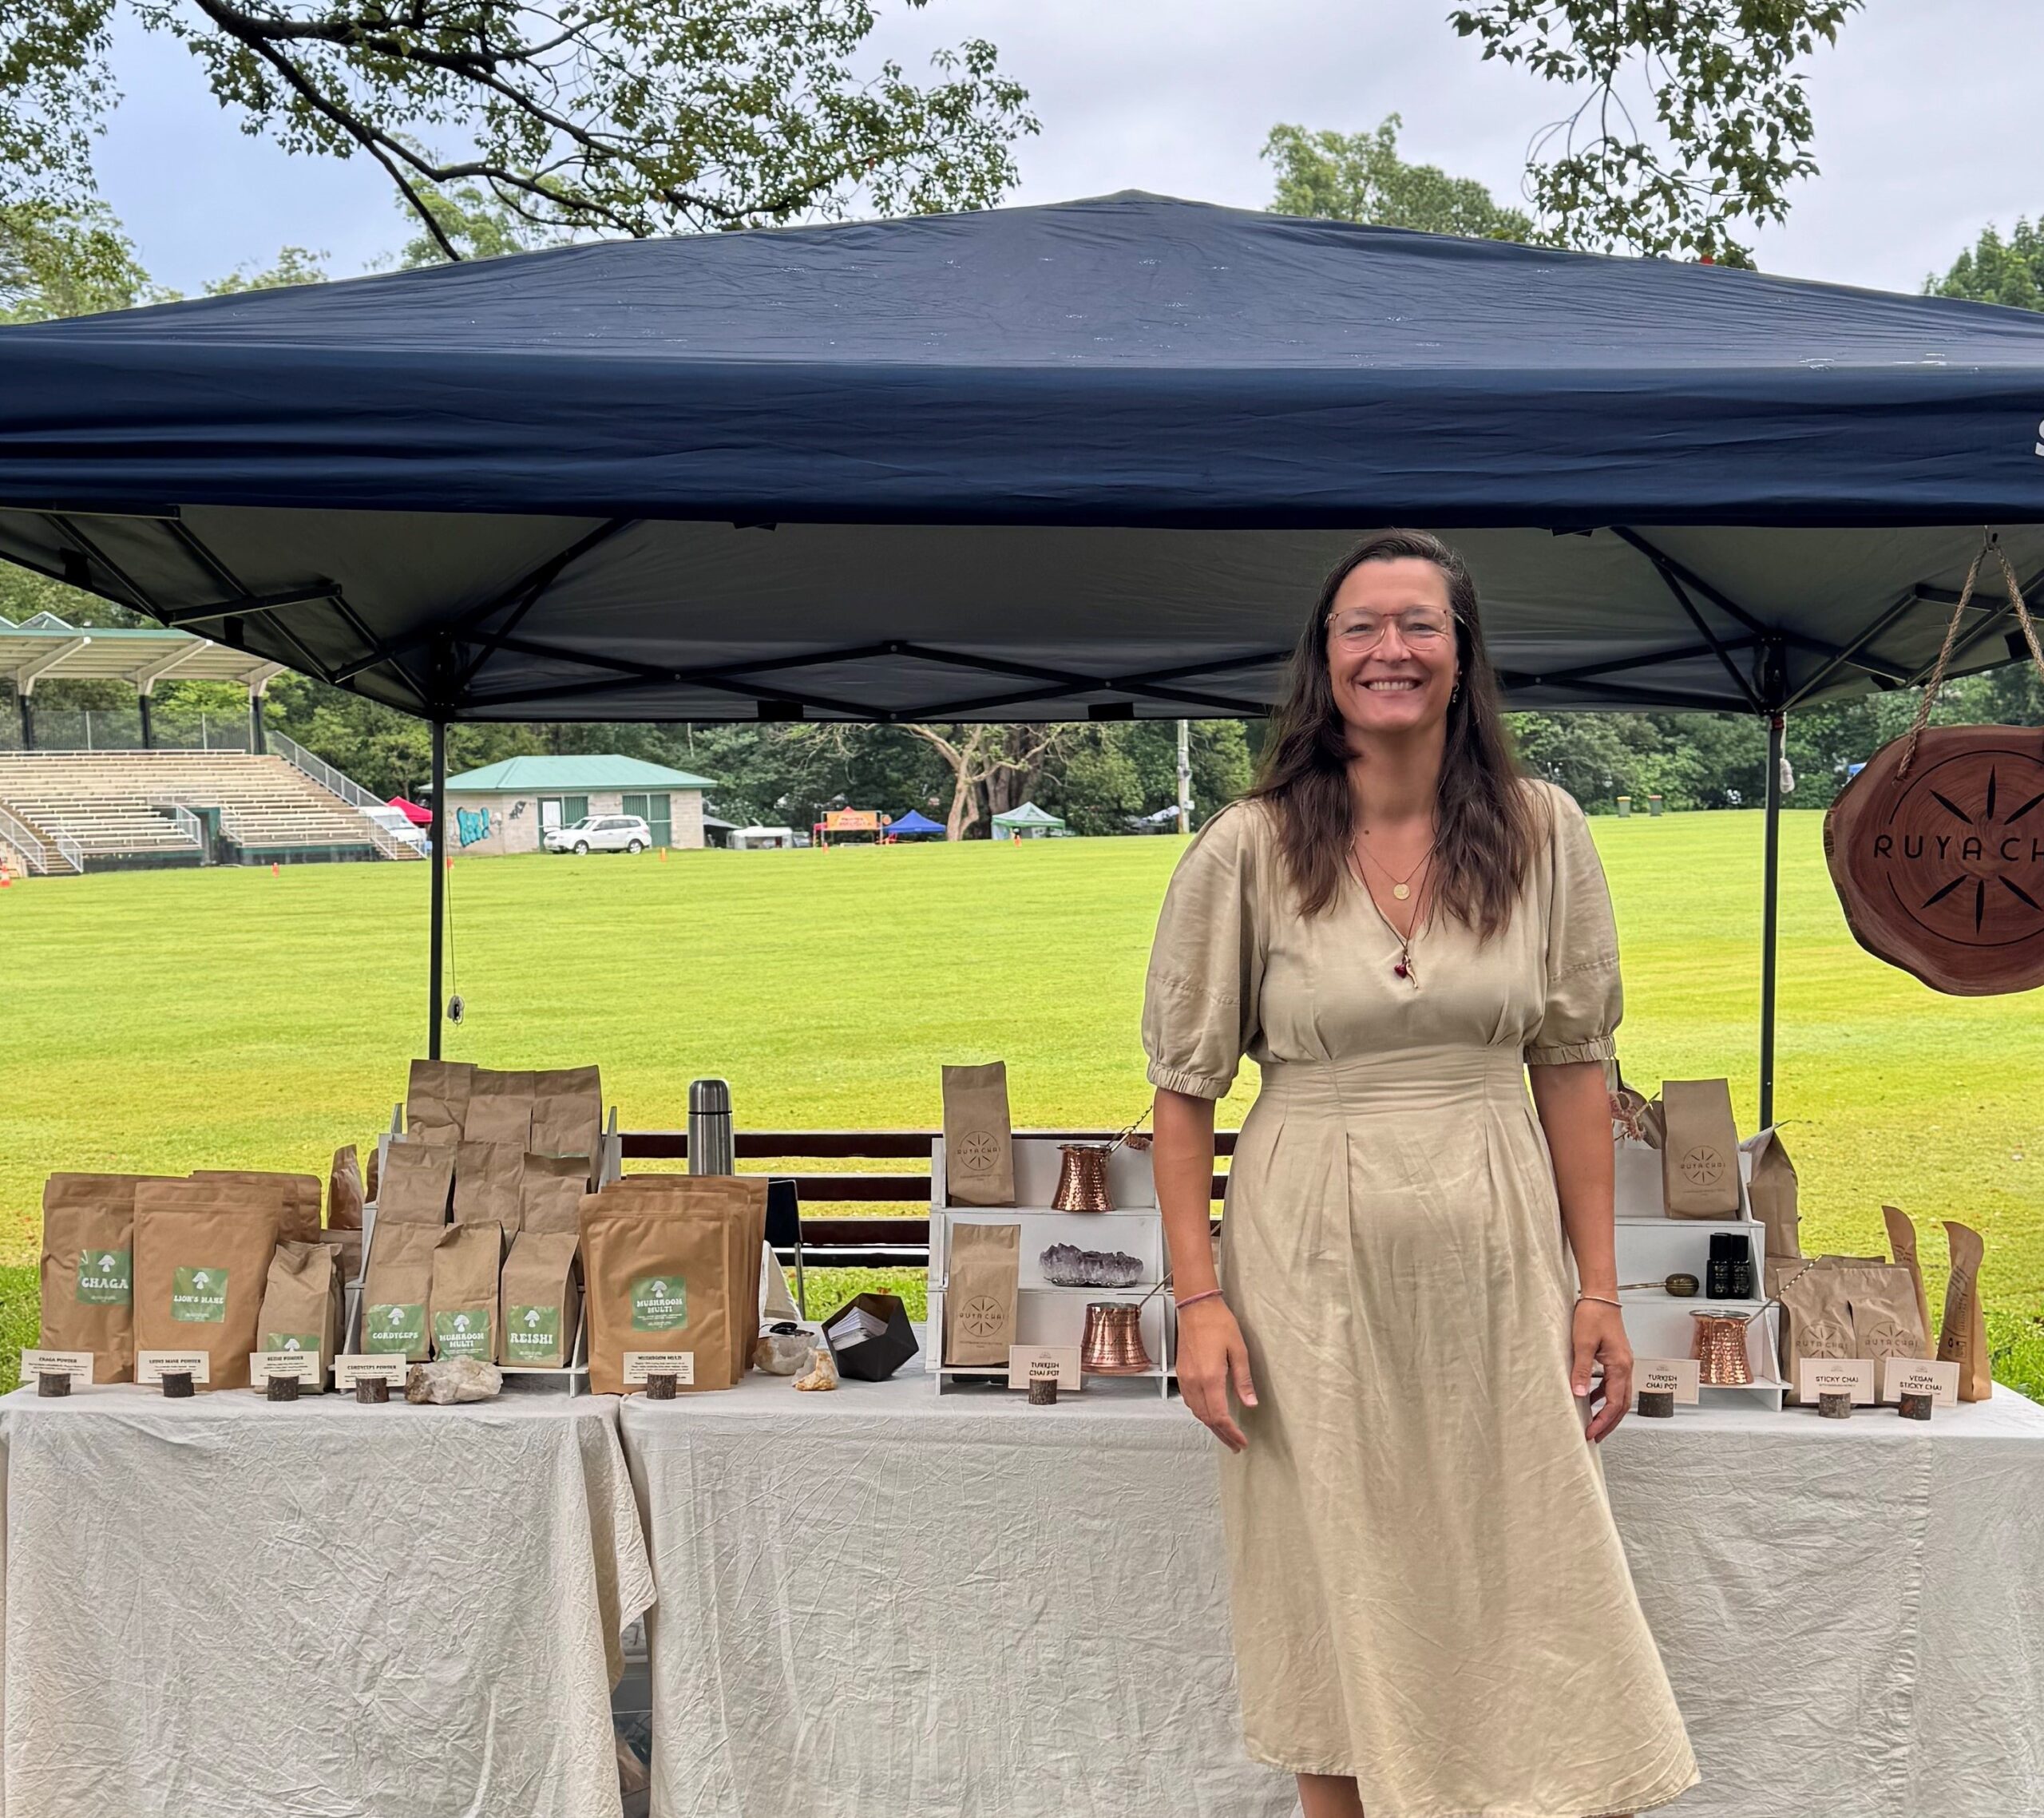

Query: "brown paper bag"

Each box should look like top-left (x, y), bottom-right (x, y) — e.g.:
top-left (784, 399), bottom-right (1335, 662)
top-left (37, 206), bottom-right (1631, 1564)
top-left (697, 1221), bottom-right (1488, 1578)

top-left (1881, 1205), bottom-right (1935, 1354)
top-left (500, 1231), bottom-right (581, 1368)
top-left (257, 1241), bottom-right (343, 1389)
top-left (521, 1152), bottom-right (591, 1234)
top-left (328, 1145), bottom-right (365, 1231)
top-left (376, 1142), bottom-right (454, 1225)
top-left (944, 1220), bottom-right (1020, 1367)
top-left (465, 1068), bottom-right (537, 1147)
top-left (1774, 1260), bottom-right (1854, 1404)
top-left (364, 1142), bottom-right (382, 1202)
top-left (531, 1066), bottom-right (604, 1182)
top-left (1820, 1262), bottom-right (1931, 1396)
top-left (1938, 1220), bottom-right (1992, 1401)
top-left (1658, 1079), bottom-right (1741, 1218)
top-left (431, 1220), bottom-right (502, 1361)
top-left (133, 1187), bottom-right (283, 1392)
top-left (39, 1173), bottom-right (149, 1382)
top-left (608, 1175), bottom-right (766, 1382)
top-left (191, 1170), bottom-right (321, 1245)
top-left (942, 1062), bottom-right (1016, 1207)
top-left (580, 1202), bottom-right (734, 1395)
top-left (362, 1220), bottom-right (438, 1360)
top-left (406, 1059), bottom-right (473, 1144)
top-left (455, 1141), bottom-right (526, 1234)
top-left (1740, 1130), bottom-right (1801, 1259)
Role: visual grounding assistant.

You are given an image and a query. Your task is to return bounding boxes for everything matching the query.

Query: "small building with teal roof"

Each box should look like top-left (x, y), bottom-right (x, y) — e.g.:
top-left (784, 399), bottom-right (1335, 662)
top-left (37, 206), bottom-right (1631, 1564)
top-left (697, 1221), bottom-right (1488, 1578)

top-left (442, 754), bottom-right (718, 853)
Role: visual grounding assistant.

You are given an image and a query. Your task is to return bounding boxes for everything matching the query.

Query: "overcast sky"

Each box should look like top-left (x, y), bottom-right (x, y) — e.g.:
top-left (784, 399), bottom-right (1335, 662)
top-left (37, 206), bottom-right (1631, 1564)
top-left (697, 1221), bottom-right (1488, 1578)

top-left (93, 1), bottom-right (2033, 299)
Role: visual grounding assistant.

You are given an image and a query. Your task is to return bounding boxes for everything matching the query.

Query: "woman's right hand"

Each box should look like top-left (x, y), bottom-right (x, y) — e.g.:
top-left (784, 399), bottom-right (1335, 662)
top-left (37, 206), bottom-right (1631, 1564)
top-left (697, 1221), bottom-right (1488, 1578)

top-left (1176, 1297), bottom-right (1258, 1452)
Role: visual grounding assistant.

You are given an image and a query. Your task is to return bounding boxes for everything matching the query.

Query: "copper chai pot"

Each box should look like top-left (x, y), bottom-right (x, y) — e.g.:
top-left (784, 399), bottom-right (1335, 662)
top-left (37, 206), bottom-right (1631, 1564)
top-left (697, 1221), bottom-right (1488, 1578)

top-left (1052, 1143), bottom-right (1115, 1212)
top-left (1080, 1301), bottom-right (1153, 1375)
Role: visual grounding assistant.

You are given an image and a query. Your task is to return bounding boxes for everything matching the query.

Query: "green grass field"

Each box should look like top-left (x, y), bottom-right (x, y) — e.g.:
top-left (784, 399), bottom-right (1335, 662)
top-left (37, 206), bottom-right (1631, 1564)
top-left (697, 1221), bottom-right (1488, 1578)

top-left (2, 810), bottom-right (2040, 1392)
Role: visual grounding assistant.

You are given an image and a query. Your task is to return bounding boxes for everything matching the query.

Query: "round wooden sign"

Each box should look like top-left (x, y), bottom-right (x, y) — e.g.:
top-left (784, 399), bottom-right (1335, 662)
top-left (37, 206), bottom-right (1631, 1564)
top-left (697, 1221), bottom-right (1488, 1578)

top-left (1825, 724), bottom-right (2044, 996)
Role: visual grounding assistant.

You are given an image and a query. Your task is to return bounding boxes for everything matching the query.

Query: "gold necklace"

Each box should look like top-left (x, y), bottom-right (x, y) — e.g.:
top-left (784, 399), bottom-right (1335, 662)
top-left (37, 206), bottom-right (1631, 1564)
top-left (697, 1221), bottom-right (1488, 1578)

top-left (1345, 849), bottom-right (1425, 985)
top-left (1353, 832), bottom-right (1435, 901)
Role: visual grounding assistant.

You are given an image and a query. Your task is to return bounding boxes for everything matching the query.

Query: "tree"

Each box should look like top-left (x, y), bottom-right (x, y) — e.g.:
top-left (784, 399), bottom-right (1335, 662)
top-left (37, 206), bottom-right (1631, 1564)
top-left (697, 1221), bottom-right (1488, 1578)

top-left (905, 723), bottom-right (1065, 840)
top-left (1448, 0), bottom-right (1858, 266)
top-left (1931, 219), bottom-right (2044, 311)
top-left (4, 2), bottom-right (1036, 260)
top-left (1, 198), bottom-right (157, 323)
top-left (1263, 115), bottom-right (1531, 240)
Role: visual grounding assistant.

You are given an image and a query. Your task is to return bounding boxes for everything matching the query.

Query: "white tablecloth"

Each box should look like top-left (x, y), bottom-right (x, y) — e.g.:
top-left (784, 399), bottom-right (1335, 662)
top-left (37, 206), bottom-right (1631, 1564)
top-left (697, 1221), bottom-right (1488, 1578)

top-left (620, 1348), bottom-right (2044, 1818)
top-left (0, 1386), bottom-right (655, 1818)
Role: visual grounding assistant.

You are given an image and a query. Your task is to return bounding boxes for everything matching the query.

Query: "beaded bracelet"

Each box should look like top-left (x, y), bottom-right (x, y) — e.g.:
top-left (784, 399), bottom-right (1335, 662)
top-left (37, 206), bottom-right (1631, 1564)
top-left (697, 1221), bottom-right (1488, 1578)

top-left (1175, 1287), bottom-right (1226, 1313)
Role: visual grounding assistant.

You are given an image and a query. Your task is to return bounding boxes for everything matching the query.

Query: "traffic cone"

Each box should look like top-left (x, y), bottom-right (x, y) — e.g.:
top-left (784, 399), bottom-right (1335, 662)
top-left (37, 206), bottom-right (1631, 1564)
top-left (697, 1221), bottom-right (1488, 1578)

top-left (271, 861), bottom-right (279, 877)
top-left (659, 846), bottom-right (667, 864)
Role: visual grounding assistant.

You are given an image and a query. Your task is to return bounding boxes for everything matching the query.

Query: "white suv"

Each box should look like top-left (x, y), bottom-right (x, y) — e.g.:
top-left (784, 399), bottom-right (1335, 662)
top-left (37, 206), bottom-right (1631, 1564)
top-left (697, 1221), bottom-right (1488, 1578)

top-left (545, 814), bottom-right (652, 855)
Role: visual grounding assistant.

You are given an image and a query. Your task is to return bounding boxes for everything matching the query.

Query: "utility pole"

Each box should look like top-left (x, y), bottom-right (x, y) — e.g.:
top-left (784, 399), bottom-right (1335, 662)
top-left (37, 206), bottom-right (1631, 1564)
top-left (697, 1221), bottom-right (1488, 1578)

top-left (1175, 719), bottom-right (1192, 834)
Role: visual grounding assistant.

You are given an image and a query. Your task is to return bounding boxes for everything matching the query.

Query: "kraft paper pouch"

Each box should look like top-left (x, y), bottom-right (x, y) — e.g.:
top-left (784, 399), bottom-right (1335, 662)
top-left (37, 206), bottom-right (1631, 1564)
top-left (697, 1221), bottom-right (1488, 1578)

top-left (521, 1152), bottom-right (591, 1234)
top-left (1881, 1205), bottom-right (1935, 1353)
top-left (324, 1226), bottom-right (363, 1285)
top-left (328, 1145), bottom-right (365, 1231)
top-left (1739, 1129), bottom-right (1802, 1259)
top-left (192, 1170), bottom-right (321, 1244)
top-left (500, 1231), bottom-right (581, 1368)
top-left (1774, 1260), bottom-right (1854, 1405)
top-left (944, 1220), bottom-right (1020, 1368)
top-left (377, 1141), bottom-right (454, 1226)
top-left (942, 1062), bottom-right (1016, 1207)
top-left (1820, 1262), bottom-right (1931, 1396)
top-left (1658, 1079), bottom-right (1741, 1218)
top-left (364, 1142), bottom-right (382, 1203)
top-left (406, 1058), bottom-right (473, 1145)
top-left (39, 1173), bottom-right (150, 1382)
top-left (609, 1175), bottom-right (766, 1382)
top-left (430, 1220), bottom-right (502, 1361)
top-left (580, 1202), bottom-right (735, 1395)
top-left (133, 1188), bottom-right (283, 1392)
top-left (1938, 1220), bottom-right (1992, 1402)
top-left (362, 1220), bottom-right (438, 1360)
top-left (257, 1240), bottom-right (343, 1389)
top-left (530, 1066), bottom-right (604, 1183)
top-left (465, 1068), bottom-right (537, 1147)
top-left (455, 1140), bottom-right (525, 1234)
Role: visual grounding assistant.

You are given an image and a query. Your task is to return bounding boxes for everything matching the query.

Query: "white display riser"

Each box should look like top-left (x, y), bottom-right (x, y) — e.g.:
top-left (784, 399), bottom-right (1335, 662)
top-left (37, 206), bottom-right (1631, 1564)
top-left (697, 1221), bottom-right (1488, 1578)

top-left (930, 1138), bottom-right (1178, 1398)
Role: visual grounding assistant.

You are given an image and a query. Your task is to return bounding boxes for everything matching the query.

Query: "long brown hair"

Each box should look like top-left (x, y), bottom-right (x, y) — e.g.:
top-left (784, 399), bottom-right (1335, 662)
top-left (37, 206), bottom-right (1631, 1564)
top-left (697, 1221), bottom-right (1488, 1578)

top-left (1250, 529), bottom-right (1539, 937)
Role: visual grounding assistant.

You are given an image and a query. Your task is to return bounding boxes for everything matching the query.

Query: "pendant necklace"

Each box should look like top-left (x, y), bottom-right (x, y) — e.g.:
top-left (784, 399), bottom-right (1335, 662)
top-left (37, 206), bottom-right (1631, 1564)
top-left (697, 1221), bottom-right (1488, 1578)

top-left (1348, 843), bottom-right (1430, 985)
top-left (1353, 832), bottom-right (1435, 903)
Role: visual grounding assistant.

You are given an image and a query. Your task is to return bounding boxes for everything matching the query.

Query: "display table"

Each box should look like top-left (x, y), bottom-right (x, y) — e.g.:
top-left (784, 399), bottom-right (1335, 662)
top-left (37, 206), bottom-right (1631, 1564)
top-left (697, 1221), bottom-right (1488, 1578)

top-left (620, 1345), bottom-right (2044, 1818)
top-left (0, 1387), bottom-right (655, 1818)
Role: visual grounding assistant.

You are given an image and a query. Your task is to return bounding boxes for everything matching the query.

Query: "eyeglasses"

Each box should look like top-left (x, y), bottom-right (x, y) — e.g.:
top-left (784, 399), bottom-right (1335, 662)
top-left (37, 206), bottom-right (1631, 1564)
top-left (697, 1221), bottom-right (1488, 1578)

top-left (1329, 611), bottom-right (1455, 651)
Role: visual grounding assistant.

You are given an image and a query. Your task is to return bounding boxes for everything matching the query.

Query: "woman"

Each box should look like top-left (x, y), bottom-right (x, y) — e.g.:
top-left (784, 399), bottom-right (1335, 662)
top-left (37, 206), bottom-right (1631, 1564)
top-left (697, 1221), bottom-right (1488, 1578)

top-left (1143, 530), bottom-right (1698, 1818)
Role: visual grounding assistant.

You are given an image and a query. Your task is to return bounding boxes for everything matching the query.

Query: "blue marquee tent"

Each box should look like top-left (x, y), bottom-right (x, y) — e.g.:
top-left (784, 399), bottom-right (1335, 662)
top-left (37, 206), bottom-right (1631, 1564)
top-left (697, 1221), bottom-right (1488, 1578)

top-left (886, 810), bottom-right (946, 837)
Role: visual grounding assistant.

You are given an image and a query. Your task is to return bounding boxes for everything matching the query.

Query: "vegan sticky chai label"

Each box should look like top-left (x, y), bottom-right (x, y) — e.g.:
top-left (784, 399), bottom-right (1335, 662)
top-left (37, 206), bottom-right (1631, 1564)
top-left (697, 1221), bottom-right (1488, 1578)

top-left (631, 1275), bottom-right (689, 1332)
top-left (433, 1310), bottom-right (493, 1359)
top-left (505, 1305), bottom-right (561, 1359)
top-left (76, 1248), bottom-right (132, 1305)
top-left (170, 1266), bottom-right (229, 1323)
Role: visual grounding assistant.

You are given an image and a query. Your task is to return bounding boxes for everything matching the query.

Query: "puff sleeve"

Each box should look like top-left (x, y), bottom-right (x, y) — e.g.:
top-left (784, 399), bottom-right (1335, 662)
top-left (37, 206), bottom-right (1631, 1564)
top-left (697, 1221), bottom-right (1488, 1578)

top-left (1523, 787), bottom-right (1624, 1068)
top-left (1142, 802), bottom-right (1265, 1100)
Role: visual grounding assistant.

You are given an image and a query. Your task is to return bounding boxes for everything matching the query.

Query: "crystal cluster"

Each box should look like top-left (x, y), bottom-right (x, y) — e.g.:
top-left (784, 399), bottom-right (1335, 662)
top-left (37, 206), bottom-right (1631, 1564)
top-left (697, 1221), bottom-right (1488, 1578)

top-left (1039, 1243), bottom-right (1145, 1288)
top-left (404, 1357), bottom-right (502, 1404)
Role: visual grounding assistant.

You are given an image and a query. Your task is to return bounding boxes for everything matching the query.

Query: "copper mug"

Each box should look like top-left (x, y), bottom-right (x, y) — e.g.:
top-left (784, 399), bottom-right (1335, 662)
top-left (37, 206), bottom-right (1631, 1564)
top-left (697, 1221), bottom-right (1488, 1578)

top-left (1052, 1143), bottom-right (1115, 1212)
top-left (1080, 1301), bottom-right (1153, 1375)
top-left (1689, 1309), bottom-right (1756, 1387)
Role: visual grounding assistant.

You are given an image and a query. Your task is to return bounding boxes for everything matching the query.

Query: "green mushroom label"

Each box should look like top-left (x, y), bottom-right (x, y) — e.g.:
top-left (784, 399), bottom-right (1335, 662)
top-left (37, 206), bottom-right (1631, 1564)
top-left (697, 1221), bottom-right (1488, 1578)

top-left (171, 1266), bottom-right (228, 1323)
top-left (631, 1275), bottom-right (688, 1332)
top-left (364, 1302), bottom-right (427, 1354)
top-left (505, 1304), bottom-right (562, 1362)
top-left (76, 1248), bottom-right (132, 1305)
top-left (265, 1332), bottom-right (322, 1357)
top-left (432, 1309), bottom-right (493, 1360)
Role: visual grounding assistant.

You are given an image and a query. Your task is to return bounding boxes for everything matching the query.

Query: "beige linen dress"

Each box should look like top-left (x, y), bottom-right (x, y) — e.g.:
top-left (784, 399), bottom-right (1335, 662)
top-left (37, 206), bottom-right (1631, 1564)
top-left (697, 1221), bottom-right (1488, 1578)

top-left (1143, 784), bottom-right (1698, 1818)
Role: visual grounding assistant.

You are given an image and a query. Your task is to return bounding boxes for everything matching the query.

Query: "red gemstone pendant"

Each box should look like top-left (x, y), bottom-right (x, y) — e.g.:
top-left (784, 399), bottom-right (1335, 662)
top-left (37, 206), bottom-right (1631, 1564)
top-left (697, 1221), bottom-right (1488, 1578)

top-left (1392, 959), bottom-right (1409, 979)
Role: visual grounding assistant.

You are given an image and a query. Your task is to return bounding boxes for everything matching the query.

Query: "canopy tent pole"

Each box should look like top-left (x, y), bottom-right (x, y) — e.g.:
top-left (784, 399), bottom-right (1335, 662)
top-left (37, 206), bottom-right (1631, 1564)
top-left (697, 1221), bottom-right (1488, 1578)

top-left (1759, 711), bottom-right (1785, 1130)
top-left (429, 718), bottom-right (446, 1062)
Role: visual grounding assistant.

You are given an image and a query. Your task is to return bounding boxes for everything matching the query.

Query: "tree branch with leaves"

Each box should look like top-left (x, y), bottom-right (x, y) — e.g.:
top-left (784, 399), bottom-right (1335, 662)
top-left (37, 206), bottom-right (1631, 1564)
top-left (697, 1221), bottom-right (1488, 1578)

top-left (905, 723), bottom-right (1066, 841)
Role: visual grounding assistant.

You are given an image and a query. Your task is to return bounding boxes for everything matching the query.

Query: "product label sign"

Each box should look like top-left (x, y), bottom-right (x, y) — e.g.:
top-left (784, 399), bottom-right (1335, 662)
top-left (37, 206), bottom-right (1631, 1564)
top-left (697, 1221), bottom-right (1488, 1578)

top-left (1797, 1357), bottom-right (1876, 1404)
top-left (170, 1265), bottom-right (228, 1323)
top-left (622, 1351), bottom-right (695, 1387)
top-left (137, 1349), bottom-right (212, 1385)
top-left (1006, 1345), bottom-right (1083, 1391)
top-left (249, 1349), bottom-right (320, 1384)
top-left (1880, 1357), bottom-right (1960, 1408)
top-left (432, 1310), bottom-right (493, 1360)
top-left (265, 1332), bottom-right (321, 1358)
top-left (364, 1302), bottom-right (427, 1354)
top-left (333, 1354), bottom-right (407, 1389)
top-left (631, 1275), bottom-right (689, 1332)
top-left (75, 1249), bottom-right (132, 1305)
top-left (1632, 1359), bottom-right (1702, 1405)
top-left (504, 1305), bottom-right (562, 1363)
top-left (19, 1349), bottom-right (93, 1384)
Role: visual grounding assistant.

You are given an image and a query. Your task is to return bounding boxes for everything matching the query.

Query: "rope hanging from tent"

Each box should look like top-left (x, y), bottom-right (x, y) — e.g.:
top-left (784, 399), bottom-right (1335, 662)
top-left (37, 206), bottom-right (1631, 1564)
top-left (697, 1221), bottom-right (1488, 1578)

top-left (1898, 533), bottom-right (2044, 778)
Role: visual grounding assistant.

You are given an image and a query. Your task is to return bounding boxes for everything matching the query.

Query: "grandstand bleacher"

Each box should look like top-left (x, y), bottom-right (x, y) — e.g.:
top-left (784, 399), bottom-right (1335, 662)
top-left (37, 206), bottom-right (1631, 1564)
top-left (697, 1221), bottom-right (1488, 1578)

top-left (0, 751), bottom-right (418, 873)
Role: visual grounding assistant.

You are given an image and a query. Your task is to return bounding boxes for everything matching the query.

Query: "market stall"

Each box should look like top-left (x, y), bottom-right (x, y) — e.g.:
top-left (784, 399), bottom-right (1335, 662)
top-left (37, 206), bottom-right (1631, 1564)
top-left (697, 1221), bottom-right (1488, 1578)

top-left (616, 1350), bottom-right (2044, 1818)
top-left (0, 1389), bottom-right (652, 1818)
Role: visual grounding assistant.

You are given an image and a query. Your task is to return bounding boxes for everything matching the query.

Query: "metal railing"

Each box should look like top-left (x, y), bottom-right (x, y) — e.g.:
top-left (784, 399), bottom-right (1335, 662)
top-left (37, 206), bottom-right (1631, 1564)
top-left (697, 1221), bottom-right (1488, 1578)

top-left (0, 803), bottom-right (64, 873)
top-left (268, 731), bottom-right (423, 860)
top-left (150, 802), bottom-right (208, 853)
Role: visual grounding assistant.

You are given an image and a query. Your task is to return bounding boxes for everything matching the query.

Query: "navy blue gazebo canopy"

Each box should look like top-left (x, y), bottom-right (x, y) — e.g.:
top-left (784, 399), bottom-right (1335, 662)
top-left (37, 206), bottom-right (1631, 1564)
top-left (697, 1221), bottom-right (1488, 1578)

top-left (2, 191), bottom-right (2043, 728)
top-left (885, 810), bottom-right (946, 837)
